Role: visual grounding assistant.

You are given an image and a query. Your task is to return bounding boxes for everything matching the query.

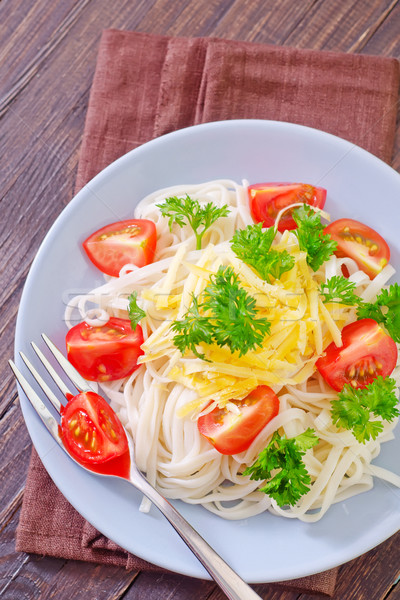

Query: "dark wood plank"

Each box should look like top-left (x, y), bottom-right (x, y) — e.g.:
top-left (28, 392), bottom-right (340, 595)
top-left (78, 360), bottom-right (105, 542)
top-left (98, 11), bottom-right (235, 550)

top-left (300, 533), bottom-right (400, 600)
top-left (281, 0), bottom-right (398, 51)
top-left (0, 509), bottom-right (33, 598)
top-left (0, 398), bottom-right (31, 528)
top-left (211, 0), bottom-right (320, 43)
top-left (122, 571), bottom-right (216, 600)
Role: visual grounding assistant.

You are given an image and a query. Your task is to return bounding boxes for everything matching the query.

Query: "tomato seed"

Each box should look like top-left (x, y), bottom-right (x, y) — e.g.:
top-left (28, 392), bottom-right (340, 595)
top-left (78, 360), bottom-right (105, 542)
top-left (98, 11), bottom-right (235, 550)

top-left (346, 357), bottom-right (383, 384)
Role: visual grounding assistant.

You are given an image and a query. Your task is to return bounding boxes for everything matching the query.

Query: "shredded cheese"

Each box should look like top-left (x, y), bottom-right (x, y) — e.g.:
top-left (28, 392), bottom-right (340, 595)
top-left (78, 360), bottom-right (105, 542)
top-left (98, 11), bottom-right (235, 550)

top-left (140, 233), bottom-right (352, 414)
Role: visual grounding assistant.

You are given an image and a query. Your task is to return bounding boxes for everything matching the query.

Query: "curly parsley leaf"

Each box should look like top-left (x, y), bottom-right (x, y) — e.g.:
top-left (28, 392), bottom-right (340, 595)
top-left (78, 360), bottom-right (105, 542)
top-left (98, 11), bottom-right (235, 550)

top-left (231, 223), bottom-right (295, 282)
top-left (320, 275), bottom-right (361, 306)
top-left (242, 428), bottom-right (319, 506)
top-left (156, 195), bottom-right (230, 250)
top-left (172, 266), bottom-right (271, 358)
top-left (331, 376), bottom-right (399, 444)
top-left (357, 283), bottom-right (400, 342)
top-left (128, 292), bottom-right (146, 329)
top-left (292, 205), bottom-right (337, 272)
top-left (171, 295), bottom-right (213, 360)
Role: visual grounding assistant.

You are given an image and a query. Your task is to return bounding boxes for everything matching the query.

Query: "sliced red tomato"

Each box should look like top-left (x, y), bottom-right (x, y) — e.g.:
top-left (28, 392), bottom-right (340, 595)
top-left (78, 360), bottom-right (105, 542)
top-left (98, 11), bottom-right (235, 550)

top-left (197, 385), bottom-right (280, 455)
top-left (316, 319), bottom-right (397, 391)
top-left (66, 317), bottom-right (144, 382)
top-left (324, 218), bottom-right (390, 279)
top-left (83, 219), bottom-right (157, 277)
top-left (248, 182), bottom-right (326, 231)
top-left (61, 391), bottom-right (130, 477)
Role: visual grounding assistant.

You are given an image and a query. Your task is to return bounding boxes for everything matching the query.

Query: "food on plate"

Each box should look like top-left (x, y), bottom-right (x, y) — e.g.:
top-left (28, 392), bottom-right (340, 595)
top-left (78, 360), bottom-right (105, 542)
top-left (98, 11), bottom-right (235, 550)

top-left (66, 317), bottom-right (144, 381)
top-left (65, 179), bottom-right (400, 522)
top-left (83, 218), bottom-right (156, 277)
top-left (324, 218), bottom-right (390, 279)
top-left (248, 182), bottom-right (326, 231)
top-left (197, 385), bottom-right (280, 455)
top-left (316, 318), bottom-right (397, 391)
top-left (60, 391), bottom-right (131, 478)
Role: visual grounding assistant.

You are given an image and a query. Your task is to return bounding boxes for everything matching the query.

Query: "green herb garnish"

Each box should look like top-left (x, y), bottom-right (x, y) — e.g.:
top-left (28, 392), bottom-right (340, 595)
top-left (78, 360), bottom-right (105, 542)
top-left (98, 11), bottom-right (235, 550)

top-left (331, 376), bottom-right (399, 443)
top-left (157, 195), bottom-right (230, 250)
top-left (292, 205), bottom-right (337, 271)
top-left (320, 275), bottom-right (361, 306)
top-left (128, 291), bottom-right (146, 329)
top-left (172, 265), bottom-right (271, 359)
top-left (357, 283), bottom-right (400, 342)
top-left (231, 223), bottom-right (295, 282)
top-left (243, 428), bottom-right (319, 506)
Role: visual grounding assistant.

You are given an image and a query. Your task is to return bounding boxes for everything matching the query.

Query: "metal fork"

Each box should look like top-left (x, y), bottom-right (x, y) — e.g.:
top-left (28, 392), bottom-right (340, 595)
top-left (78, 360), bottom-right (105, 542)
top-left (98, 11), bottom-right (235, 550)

top-left (10, 335), bottom-right (263, 600)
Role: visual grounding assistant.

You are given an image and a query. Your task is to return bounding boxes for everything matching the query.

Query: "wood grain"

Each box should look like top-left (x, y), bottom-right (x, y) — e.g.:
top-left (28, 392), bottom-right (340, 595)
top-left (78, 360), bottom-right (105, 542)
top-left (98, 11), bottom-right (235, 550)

top-left (1, 0), bottom-right (399, 598)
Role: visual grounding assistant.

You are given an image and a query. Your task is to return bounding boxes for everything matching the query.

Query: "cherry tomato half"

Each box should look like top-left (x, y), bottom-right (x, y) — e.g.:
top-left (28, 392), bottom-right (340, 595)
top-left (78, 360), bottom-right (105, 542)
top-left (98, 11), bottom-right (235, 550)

top-left (61, 391), bottom-right (130, 477)
top-left (66, 317), bottom-right (144, 382)
top-left (324, 218), bottom-right (390, 279)
top-left (316, 318), bottom-right (397, 391)
top-left (83, 219), bottom-right (157, 277)
top-left (197, 385), bottom-right (280, 455)
top-left (249, 182), bottom-right (327, 231)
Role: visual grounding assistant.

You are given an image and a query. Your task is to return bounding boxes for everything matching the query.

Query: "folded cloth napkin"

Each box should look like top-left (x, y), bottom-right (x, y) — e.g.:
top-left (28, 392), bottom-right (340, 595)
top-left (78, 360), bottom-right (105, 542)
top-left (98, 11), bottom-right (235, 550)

top-left (16, 30), bottom-right (400, 597)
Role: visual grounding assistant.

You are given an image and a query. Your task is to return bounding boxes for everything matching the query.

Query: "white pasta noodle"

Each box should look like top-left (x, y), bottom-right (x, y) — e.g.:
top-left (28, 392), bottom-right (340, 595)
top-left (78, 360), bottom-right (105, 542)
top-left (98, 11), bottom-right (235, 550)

top-left (65, 179), bottom-right (400, 522)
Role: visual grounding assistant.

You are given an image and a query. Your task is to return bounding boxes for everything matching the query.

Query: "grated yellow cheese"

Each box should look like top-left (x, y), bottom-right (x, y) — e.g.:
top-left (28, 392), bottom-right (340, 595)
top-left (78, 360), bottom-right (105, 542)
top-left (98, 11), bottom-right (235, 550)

top-left (138, 233), bottom-right (352, 414)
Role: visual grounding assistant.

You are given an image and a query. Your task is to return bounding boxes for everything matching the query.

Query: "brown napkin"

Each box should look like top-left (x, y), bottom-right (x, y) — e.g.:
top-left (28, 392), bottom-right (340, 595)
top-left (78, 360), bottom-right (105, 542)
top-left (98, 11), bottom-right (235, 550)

top-left (16, 30), bottom-right (400, 597)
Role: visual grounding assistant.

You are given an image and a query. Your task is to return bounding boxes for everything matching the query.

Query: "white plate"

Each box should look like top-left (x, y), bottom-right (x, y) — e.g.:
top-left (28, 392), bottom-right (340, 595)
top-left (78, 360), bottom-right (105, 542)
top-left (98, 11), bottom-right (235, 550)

top-left (15, 120), bottom-right (400, 583)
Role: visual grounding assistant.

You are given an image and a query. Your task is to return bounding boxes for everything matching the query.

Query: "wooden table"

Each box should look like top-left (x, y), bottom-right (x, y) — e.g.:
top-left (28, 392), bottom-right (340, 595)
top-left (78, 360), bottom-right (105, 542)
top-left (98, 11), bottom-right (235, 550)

top-left (1, 1), bottom-right (400, 598)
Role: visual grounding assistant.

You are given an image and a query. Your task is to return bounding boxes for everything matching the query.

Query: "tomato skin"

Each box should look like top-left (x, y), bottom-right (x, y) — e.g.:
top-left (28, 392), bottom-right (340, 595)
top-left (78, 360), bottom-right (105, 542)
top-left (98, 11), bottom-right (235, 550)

top-left (83, 219), bottom-right (157, 277)
top-left (324, 218), bottom-right (390, 279)
top-left (249, 182), bottom-right (327, 231)
top-left (197, 385), bottom-right (280, 455)
top-left (66, 317), bottom-right (144, 382)
top-left (61, 391), bottom-right (129, 475)
top-left (316, 319), bottom-right (397, 391)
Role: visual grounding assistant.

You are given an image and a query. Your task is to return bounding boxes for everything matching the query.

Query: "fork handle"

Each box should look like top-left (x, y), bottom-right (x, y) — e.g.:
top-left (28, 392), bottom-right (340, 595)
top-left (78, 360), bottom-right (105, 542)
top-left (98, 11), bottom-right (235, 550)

top-left (130, 472), bottom-right (262, 600)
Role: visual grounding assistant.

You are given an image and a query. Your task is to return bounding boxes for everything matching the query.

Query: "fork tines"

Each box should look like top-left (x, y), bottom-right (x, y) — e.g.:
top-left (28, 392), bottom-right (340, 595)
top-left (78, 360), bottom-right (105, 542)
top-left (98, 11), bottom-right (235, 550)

top-left (9, 334), bottom-right (93, 443)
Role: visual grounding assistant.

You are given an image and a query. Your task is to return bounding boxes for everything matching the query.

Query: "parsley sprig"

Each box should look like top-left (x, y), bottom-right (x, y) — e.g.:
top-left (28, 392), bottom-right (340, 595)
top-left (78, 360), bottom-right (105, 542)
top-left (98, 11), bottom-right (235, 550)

top-left (320, 275), bottom-right (361, 306)
top-left (357, 283), bottom-right (400, 342)
top-left (156, 195), bottom-right (230, 250)
top-left (319, 278), bottom-right (400, 341)
top-left (172, 265), bottom-right (271, 360)
top-left (331, 376), bottom-right (399, 443)
top-left (127, 291), bottom-right (146, 329)
top-left (243, 429), bottom-right (319, 506)
top-left (231, 223), bottom-right (295, 282)
top-left (292, 205), bottom-right (337, 271)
